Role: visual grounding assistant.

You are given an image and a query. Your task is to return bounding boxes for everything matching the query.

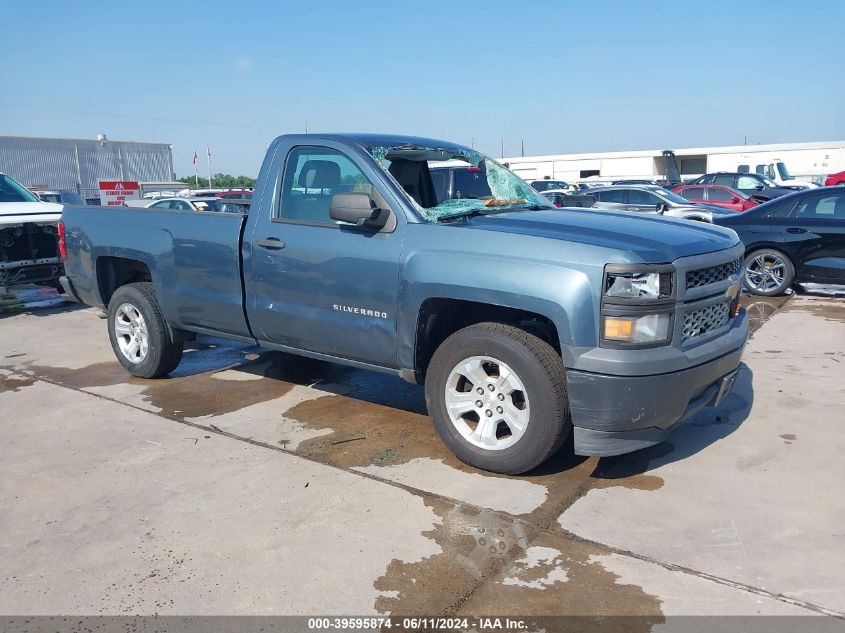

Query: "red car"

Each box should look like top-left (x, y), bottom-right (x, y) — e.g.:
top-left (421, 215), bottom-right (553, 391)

top-left (215, 190), bottom-right (253, 199)
top-left (672, 184), bottom-right (758, 212)
top-left (824, 170), bottom-right (845, 186)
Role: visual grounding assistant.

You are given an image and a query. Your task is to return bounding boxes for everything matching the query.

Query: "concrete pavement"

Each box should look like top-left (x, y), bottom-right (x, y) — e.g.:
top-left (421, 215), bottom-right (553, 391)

top-left (1, 293), bottom-right (843, 624)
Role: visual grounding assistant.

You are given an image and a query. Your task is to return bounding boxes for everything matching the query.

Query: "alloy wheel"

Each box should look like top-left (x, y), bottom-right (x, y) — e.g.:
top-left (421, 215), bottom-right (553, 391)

top-left (745, 253), bottom-right (787, 293)
top-left (444, 356), bottom-right (530, 451)
top-left (114, 302), bottom-right (149, 364)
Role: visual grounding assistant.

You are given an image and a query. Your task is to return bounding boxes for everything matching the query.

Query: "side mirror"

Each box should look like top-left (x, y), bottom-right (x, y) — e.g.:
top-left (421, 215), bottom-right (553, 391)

top-left (731, 196), bottom-right (741, 203)
top-left (655, 202), bottom-right (668, 214)
top-left (330, 192), bottom-right (387, 228)
top-left (755, 184), bottom-right (765, 191)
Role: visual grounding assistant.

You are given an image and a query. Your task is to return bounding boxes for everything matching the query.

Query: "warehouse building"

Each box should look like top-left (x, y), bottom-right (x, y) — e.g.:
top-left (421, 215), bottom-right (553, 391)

top-left (0, 135), bottom-right (175, 201)
top-left (503, 140), bottom-right (845, 184)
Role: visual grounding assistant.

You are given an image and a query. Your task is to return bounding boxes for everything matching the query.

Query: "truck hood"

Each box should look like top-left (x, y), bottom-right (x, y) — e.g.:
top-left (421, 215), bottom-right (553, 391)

top-left (460, 208), bottom-right (739, 262)
top-left (781, 180), bottom-right (819, 189)
top-left (759, 186), bottom-right (800, 198)
top-left (0, 201), bottom-right (63, 225)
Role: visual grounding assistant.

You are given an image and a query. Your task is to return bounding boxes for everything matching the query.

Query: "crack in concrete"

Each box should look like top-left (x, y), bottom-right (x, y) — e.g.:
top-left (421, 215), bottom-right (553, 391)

top-left (565, 532), bottom-right (845, 619)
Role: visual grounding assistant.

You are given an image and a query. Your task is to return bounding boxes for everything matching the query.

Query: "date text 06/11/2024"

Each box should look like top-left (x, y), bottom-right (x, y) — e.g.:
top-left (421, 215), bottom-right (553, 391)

top-left (307, 617), bottom-right (528, 630)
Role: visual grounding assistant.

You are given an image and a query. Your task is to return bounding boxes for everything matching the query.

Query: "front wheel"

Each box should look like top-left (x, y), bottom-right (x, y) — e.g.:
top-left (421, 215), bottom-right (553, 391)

top-left (107, 282), bottom-right (183, 378)
top-left (744, 248), bottom-right (795, 296)
top-left (425, 322), bottom-right (570, 475)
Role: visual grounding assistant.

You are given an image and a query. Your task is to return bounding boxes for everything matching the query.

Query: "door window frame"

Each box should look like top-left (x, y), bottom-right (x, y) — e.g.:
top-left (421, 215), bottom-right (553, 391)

top-left (624, 189), bottom-right (661, 206)
top-left (706, 187), bottom-right (734, 202)
top-left (680, 187), bottom-right (705, 200)
top-left (792, 192), bottom-right (845, 221)
top-left (272, 143), bottom-right (397, 232)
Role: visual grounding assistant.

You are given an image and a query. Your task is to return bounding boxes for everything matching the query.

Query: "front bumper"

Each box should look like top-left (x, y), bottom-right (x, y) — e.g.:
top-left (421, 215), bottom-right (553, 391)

top-left (0, 259), bottom-right (63, 286)
top-left (568, 316), bottom-right (747, 457)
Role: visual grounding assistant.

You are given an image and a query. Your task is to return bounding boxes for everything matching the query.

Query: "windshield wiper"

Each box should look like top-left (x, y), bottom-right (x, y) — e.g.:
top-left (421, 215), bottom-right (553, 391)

top-left (436, 204), bottom-right (550, 223)
top-left (512, 204), bottom-right (549, 211)
top-left (436, 209), bottom-right (485, 222)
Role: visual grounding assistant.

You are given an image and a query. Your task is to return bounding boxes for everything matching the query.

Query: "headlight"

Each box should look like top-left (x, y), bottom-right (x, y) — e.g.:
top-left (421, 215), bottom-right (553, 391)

top-left (603, 313), bottom-right (671, 344)
top-left (605, 271), bottom-right (672, 301)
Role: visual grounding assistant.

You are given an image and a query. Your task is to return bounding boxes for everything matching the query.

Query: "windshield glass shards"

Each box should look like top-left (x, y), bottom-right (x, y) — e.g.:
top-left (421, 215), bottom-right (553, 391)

top-left (369, 145), bottom-right (554, 222)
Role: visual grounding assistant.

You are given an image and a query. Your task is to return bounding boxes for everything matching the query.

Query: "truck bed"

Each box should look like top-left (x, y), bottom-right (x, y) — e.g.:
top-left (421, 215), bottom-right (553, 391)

top-left (62, 206), bottom-right (252, 338)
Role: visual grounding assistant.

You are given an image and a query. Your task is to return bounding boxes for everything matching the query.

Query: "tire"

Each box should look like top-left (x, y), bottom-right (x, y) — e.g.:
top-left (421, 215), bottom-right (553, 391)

top-left (107, 282), bottom-right (183, 378)
top-left (743, 248), bottom-right (795, 296)
top-left (424, 322), bottom-right (570, 475)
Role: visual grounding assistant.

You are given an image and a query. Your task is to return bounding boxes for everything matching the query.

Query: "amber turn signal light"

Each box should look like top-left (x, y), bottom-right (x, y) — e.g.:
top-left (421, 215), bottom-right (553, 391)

top-left (604, 317), bottom-right (634, 340)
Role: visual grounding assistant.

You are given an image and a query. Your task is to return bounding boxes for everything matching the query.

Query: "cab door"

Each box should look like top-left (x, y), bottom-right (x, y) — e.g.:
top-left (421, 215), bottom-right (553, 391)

top-left (705, 187), bottom-right (743, 212)
top-left (782, 192), bottom-right (845, 283)
top-left (244, 140), bottom-right (406, 368)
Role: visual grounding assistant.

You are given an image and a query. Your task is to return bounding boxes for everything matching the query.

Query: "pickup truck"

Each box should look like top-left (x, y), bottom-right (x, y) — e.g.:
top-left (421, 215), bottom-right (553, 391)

top-left (1, 172), bottom-right (64, 287)
top-left (59, 133), bottom-right (749, 474)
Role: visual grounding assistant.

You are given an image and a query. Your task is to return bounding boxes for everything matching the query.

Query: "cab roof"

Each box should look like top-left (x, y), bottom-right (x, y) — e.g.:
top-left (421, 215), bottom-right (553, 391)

top-left (280, 133), bottom-right (472, 154)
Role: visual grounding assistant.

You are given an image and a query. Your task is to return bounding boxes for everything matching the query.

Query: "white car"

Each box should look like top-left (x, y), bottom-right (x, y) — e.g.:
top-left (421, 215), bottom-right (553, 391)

top-left (144, 197), bottom-right (224, 212)
top-left (141, 190), bottom-right (179, 199)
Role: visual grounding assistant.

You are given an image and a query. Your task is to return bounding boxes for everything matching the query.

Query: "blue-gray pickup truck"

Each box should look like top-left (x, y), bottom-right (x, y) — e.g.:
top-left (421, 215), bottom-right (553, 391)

top-left (59, 134), bottom-right (748, 474)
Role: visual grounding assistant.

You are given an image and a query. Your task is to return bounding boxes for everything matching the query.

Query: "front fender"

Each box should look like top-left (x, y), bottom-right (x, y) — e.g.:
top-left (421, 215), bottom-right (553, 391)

top-left (398, 248), bottom-right (599, 370)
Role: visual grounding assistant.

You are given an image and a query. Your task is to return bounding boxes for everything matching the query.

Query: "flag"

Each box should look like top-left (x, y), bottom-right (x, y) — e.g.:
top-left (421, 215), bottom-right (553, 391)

top-left (192, 149), bottom-right (197, 165)
top-left (207, 146), bottom-right (212, 160)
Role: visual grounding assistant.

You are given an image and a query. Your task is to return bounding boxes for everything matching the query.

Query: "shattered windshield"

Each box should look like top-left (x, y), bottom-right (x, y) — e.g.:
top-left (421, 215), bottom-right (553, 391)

top-left (369, 145), bottom-right (554, 222)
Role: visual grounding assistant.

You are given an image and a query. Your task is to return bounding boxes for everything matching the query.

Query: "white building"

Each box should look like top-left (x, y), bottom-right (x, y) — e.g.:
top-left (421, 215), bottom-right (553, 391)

top-left (502, 141), bottom-right (845, 185)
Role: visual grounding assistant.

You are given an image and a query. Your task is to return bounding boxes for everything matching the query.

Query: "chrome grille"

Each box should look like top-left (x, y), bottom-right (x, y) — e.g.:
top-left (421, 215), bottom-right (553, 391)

top-left (683, 300), bottom-right (731, 341)
top-left (686, 258), bottom-right (741, 289)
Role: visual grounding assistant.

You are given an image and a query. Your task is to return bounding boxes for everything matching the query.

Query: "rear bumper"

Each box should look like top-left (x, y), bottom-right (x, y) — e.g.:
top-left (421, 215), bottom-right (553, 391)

top-left (568, 339), bottom-right (746, 457)
top-left (59, 275), bottom-right (81, 303)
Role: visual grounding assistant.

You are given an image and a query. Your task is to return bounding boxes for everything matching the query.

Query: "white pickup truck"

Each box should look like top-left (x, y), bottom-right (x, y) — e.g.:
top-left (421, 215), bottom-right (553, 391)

top-left (737, 159), bottom-right (818, 189)
top-left (0, 172), bottom-right (64, 287)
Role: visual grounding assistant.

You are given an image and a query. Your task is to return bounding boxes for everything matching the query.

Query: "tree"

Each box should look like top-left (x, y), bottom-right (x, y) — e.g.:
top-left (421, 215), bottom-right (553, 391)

top-left (177, 173), bottom-right (257, 189)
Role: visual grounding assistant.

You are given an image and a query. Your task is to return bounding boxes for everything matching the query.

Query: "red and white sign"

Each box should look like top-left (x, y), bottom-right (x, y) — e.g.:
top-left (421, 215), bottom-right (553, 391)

top-left (99, 180), bottom-right (140, 206)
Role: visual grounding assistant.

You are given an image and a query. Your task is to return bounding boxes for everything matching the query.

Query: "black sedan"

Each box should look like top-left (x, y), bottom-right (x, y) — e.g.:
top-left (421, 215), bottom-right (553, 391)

top-left (714, 188), bottom-right (845, 295)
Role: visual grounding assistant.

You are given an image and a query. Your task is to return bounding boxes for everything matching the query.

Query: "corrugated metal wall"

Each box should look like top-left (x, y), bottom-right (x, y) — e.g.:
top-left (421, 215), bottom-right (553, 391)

top-left (0, 136), bottom-right (174, 191)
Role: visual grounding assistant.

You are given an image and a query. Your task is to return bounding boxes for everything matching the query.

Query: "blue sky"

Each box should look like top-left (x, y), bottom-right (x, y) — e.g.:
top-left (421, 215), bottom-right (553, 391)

top-left (2, 0), bottom-right (844, 176)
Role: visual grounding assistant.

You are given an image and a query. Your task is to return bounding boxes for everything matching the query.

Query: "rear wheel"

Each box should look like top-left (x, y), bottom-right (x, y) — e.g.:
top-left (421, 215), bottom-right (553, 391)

top-left (107, 282), bottom-right (183, 378)
top-left (425, 322), bottom-right (570, 475)
top-left (744, 248), bottom-right (795, 296)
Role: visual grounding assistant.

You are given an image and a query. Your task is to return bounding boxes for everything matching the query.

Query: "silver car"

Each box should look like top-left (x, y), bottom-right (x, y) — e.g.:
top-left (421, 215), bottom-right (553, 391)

top-left (35, 190), bottom-right (87, 205)
top-left (586, 185), bottom-right (732, 222)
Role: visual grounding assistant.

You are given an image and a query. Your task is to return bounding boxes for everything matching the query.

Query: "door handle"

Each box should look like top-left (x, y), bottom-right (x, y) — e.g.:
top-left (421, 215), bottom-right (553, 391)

top-left (786, 227), bottom-right (807, 234)
top-left (256, 238), bottom-right (285, 250)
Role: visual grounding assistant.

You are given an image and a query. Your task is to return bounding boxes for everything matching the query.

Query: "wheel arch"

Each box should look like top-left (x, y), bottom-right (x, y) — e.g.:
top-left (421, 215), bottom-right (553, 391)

top-left (412, 297), bottom-right (563, 383)
top-left (96, 256), bottom-right (153, 306)
top-left (743, 242), bottom-right (791, 258)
